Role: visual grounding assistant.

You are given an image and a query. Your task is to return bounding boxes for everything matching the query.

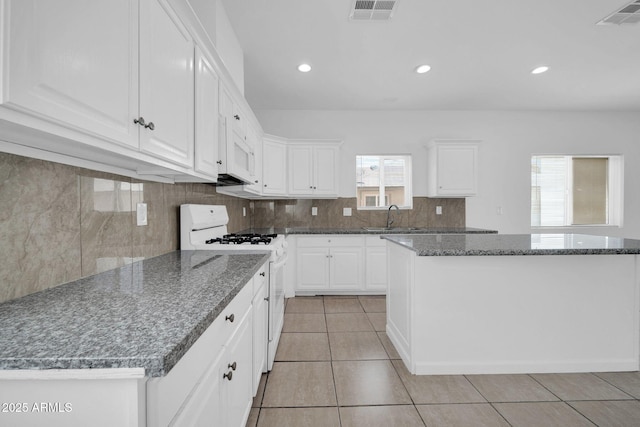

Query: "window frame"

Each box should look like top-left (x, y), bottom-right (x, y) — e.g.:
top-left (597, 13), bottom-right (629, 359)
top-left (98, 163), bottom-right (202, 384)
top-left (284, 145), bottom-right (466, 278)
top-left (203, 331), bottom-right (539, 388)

top-left (530, 154), bottom-right (624, 228)
top-left (355, 154), bottom-right (413, 210)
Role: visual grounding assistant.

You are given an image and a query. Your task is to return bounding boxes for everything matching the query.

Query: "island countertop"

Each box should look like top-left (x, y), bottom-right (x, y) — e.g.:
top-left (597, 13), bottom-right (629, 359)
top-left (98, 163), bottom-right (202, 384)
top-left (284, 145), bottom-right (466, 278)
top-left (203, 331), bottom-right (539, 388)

top-left (383, 233), bottom-right (640, 256)
top-left (0, 251), bottom-right (270, 377)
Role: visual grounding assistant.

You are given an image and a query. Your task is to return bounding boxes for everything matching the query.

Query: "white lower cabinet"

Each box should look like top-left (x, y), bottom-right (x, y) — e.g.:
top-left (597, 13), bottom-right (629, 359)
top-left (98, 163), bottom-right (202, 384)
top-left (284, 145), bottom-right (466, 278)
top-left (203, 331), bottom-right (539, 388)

top-left (365, 236), bottom-right (388, 292)
top-left (148, 265), bottom-right (266, 427)
top-left (251, 265), bottom-right (268, 394)
top-left (295, 235), bottom-right (385, 294)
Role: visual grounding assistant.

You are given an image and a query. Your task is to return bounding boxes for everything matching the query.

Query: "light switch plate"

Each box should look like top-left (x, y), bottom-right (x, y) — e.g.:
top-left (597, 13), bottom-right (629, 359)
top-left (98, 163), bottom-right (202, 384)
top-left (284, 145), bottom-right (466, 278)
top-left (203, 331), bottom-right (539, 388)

top-left (436, 206), bottom-right (442, 215)
top-left (136, 203), bottom-right (148, 226)
top-left (312, 207), bottom-right (318, 216)
top-left (343, 207), bottom-right (352, 216)
top-left (243, 207), bottom-right (246, 217)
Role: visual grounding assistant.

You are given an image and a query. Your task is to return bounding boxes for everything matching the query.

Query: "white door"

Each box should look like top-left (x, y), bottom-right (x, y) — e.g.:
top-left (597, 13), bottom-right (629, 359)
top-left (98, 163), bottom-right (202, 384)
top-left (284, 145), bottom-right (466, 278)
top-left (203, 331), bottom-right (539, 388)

top-left (437, 144), bottom-right (477, 195)
top-left (262, 140), bottom-right (287, 195)
top-left (3, 0), bottom-right (139, 148)
top-left (252, 283), bottom-right (268, 394)
top-left (139, 0), bottom-right (194, 167)
top-left (296, 248), bottom-right (329, 290)
top-left (194, 46), bottom-right (219, 178)
top-left (223, 309), bottom-right (253, 427)
top-left (288, 145), bottom-right (313, 195)
top-left (313, 146), bottom-right (338, 196)
top-left (330, 247), bottom-right (364, 290)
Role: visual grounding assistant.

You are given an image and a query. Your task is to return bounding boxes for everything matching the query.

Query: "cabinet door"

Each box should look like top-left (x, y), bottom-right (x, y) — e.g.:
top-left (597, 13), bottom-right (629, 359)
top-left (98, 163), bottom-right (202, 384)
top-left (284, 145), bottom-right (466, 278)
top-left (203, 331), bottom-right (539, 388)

top-left (223, 309), bottom-right (253, 427)
top-left (313, 146), bottom-right (338, 196)
top-left (330, 247), bottom-right (364, 290)
top-left (246, 125), bottom-right (261, 191)
top-left (194, 46), bottom-right (219, 178)
top-left (252, 283), bottom-right (268, 395)
top-left (2, 0), bottom-right (139, 148)
top-left (296, 248), bottom-right (329, 290)
top-left (436, 144), bottom-right (477, 196)
top-left (170, 349), bottom-right (225, 427)
top-left (139, 0), bottom-right (194, 167)
top-left (262, 140), bottom-right (287, 195)
top-left (288, 145), bottom-right (314, 195)
top-left (366, 247), bottom-right (387, 292)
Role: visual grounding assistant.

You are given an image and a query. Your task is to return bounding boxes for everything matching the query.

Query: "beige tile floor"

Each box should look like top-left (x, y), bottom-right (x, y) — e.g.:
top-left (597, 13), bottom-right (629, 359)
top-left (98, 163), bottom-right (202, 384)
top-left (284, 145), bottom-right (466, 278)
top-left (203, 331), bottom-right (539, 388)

top-left (247, 296), bottom-right (640, 427)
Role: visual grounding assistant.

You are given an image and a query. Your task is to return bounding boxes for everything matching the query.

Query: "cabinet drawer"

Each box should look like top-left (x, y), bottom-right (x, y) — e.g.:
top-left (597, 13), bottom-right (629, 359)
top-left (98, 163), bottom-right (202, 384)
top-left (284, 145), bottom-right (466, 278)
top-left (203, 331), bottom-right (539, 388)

top-left (297, 235), bottom-right (364, 248)
top-left (208, 281), bottom-right (253, 349)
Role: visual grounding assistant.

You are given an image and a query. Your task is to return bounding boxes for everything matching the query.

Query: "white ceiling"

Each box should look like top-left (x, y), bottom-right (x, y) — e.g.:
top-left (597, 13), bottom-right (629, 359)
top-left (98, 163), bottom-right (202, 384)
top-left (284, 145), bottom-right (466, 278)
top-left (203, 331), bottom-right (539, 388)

top-left (220, 0), bottom-right (640, 111)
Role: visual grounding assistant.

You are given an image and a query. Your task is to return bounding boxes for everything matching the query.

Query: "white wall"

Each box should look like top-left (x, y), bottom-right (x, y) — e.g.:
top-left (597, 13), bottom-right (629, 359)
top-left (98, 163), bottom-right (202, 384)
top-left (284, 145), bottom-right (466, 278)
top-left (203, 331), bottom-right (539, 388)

top-left (255, 109), bottom-right (640, 238)
top-left (215, 0), bottom-right (244, 94)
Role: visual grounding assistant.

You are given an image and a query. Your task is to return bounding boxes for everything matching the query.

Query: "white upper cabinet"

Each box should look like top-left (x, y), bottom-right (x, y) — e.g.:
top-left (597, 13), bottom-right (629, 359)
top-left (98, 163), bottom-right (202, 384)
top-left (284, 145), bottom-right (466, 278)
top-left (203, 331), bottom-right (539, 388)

top-left (288, 142), bottom-right (340, 198)
top-left (193, 46), bottom-right (219, 178)
top-left (138, 0), bottom-right (194, 168)
top-left (262, 136), bottom-right (287, 195)
top-left (218, 82), bottom-right (253, 183)
top-left (426, 140), bottom-right (479, 197)
top-left (2, 0), bottom-right (139, 148)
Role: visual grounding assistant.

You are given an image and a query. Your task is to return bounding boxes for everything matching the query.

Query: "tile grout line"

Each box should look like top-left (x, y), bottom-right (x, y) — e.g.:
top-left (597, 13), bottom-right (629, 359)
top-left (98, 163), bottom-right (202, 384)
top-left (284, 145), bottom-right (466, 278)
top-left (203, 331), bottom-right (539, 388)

top-left (323, 296), bottom-right (344, 426)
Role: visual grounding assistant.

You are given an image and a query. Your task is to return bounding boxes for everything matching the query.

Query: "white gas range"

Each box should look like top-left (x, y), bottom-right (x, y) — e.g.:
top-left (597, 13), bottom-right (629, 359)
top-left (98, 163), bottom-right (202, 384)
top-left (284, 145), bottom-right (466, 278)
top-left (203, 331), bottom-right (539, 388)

top-left (180, 204), bottom-right (287, 371)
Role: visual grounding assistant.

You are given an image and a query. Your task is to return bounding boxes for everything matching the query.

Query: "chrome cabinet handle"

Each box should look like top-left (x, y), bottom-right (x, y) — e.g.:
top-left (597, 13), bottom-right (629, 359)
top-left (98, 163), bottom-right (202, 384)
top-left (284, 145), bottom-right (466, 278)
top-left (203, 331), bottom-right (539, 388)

top-left (228, 362), bottom-right (237, 371)
top-left (234, 114), bottom-right (240, 120)
top-left (260, 272), bottom-right (265, 277)
top-left (223, 371), bottom-right (233, 381)
top-left (216, 160), bottom-right (223, 165)
top-left (225, 313), bottom-right (235, 323)
top-left (134, 117), bottom-right (146, 126)
top-left (144, 121), bottom-right (155, 131)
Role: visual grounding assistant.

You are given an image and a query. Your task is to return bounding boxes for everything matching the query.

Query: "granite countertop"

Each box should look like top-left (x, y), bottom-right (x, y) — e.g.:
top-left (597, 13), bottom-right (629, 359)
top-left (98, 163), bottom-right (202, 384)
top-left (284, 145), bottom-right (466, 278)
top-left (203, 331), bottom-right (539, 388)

top-left (0, 251), bottom-right (270, 377)
top-left (383, 233), bottom-right (640, 256)
top-left (241, 227), bottom-right (498, 235)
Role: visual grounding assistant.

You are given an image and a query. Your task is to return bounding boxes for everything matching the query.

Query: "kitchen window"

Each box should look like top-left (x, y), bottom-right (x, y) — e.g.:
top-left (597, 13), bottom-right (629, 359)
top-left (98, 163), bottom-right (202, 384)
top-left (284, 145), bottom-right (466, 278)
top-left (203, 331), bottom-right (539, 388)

top-left (356, 155), bottom-right (412, 209)
top-left (531, 155), bottom-right (623, 227)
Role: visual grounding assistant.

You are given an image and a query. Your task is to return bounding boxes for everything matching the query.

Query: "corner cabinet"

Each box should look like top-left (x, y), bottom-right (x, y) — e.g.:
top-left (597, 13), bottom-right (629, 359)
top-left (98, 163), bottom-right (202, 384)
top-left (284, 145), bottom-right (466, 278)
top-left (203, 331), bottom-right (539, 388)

top-left (262, 135), bottom-right (288, 195)
top-left (288, 141), bottom-right (341, 198)
top-left (426, 140), bottom-right (479, 197)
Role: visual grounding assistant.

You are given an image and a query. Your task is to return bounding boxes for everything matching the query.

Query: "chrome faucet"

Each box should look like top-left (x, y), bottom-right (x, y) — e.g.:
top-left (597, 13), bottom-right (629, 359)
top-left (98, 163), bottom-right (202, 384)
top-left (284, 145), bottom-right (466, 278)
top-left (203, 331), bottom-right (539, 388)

top-left (386, 204), bottom-right (400, 228)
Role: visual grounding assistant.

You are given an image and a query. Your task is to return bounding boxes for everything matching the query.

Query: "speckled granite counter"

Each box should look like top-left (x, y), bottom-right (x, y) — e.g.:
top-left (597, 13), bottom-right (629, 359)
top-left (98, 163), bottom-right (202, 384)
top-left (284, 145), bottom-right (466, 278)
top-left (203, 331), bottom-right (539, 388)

top-left (241, 226), bottom-right (497, 235)
top-left (383, 233), bottom-right (640, 256)
top-left (0, 251), bottom-right (270, 377)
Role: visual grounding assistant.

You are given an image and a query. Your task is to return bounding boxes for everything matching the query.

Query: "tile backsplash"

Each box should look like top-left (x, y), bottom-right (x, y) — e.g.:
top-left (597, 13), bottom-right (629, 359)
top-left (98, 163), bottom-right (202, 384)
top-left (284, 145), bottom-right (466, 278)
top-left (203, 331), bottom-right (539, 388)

top-left (1, 152), bottom-right (466, 303)
top-left (0, 152), bottom-right (250, 303)
top-left (251, 197), bottom-right (465, 230)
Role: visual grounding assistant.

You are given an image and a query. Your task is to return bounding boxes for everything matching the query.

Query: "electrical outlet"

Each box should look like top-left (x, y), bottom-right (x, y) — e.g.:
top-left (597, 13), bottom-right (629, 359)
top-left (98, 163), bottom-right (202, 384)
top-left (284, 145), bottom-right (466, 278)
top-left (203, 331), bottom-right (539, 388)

top-left (312, 207), bottom-right (318, 216)
top-left (436, 206), bottom-right (442, 215)
top-left (136, 203), bottom-right (148, 226)
top-left (343, 207), bottom-right (352, 216)
top-left (243, 207), bottom-right (246, 217)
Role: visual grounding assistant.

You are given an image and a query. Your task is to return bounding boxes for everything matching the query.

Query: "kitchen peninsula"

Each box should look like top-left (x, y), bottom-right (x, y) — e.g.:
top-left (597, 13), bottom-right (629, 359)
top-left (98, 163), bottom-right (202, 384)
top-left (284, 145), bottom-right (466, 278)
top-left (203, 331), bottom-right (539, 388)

top-left (384, 233), bottom-right (640, 376)
top-left (0, 251), bottom-right (270, 427)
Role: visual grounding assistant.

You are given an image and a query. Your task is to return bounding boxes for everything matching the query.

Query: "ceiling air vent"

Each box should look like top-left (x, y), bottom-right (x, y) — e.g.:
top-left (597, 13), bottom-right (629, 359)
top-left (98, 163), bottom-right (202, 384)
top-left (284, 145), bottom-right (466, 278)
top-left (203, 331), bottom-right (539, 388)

top-left (349, 0), bottom-right (398, 21)
top-left (597, 0), bottom-right (640, 25)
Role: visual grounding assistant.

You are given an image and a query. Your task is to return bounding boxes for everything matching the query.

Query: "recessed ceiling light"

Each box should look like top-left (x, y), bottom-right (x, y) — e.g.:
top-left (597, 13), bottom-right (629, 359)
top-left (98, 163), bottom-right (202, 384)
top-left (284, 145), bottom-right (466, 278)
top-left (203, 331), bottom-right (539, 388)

top-left (298, 63), bottom-right (312, 73)
top-left (531, 66), bottom-right (549, 75)
top-left (415, 65), bottom-right (431, 74)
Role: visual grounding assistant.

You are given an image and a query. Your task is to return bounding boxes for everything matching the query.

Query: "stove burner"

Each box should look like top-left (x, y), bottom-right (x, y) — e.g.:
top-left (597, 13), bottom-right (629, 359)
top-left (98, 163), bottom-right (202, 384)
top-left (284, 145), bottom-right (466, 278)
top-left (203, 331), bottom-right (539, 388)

top-left (205, 233), bottom-right (277, 245)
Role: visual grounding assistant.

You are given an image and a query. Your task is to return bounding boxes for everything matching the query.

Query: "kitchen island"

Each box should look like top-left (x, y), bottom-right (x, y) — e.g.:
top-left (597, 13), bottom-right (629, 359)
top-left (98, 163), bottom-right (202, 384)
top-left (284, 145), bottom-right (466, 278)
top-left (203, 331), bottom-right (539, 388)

top-left (383, 233), bottom-right (640, 375)
top-left (0, 250), bottom-right (270, 427)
